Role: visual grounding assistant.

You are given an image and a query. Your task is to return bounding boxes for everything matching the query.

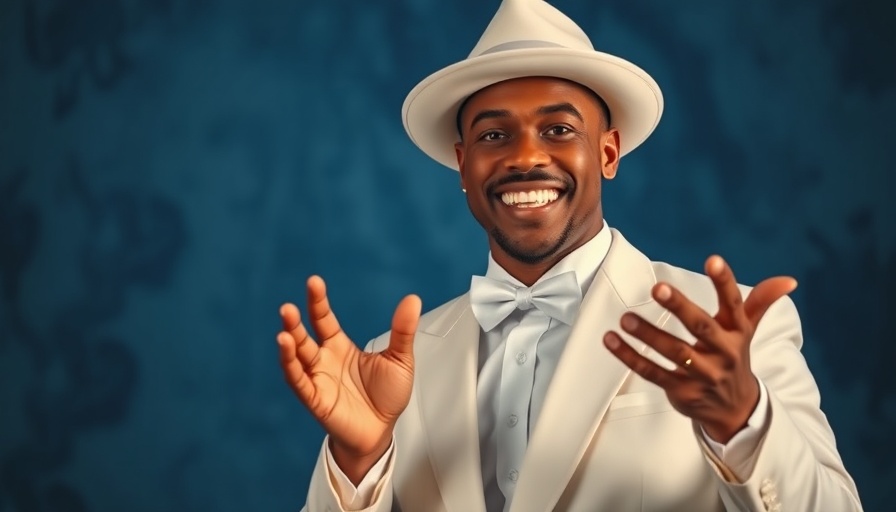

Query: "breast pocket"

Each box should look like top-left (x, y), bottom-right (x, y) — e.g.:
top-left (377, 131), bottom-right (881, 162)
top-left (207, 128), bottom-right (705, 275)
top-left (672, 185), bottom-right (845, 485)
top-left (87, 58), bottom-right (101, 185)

top-left (603, 391), bottom-right (674, 422)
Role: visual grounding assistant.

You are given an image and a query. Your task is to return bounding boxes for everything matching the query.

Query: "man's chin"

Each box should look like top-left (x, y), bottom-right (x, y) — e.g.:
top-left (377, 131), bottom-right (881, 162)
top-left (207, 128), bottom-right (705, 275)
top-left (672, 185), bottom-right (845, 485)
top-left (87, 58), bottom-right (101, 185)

top-left (492, 230), bottom-right (567, 266)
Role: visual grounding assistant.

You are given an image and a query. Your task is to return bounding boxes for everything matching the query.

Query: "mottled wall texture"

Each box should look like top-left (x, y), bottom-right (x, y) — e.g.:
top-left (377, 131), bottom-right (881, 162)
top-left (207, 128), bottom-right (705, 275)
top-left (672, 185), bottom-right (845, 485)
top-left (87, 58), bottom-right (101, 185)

top-left (1, 0), bottom-right (893, 510)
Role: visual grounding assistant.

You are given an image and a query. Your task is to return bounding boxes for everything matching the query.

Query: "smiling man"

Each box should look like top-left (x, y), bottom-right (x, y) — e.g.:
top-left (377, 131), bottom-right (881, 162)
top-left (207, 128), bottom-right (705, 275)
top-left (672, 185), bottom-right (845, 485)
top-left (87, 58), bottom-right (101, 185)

top-left (276, 1), bottom-right (863, 511)
top-left (456, 77), bottom-right (615, 283)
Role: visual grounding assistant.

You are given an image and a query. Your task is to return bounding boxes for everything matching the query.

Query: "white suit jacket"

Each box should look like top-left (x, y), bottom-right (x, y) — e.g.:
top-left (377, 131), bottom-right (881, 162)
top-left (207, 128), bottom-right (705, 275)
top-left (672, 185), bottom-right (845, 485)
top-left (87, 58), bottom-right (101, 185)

top-left (304, 229), bottom-right (862, 511)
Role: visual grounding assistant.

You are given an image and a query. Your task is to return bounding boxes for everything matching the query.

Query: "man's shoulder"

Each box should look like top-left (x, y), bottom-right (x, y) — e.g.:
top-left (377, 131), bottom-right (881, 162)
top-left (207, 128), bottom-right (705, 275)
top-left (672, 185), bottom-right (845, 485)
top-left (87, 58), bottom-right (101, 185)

top-left (417, 293), bottom-right (469, 330)
top-left (643, 258), bottom-right (799, 334)
top-left (650, 260), bottom-right (717, 289)
top-left (646, 259), bottom-right (753, 309)
top-left (365, 293), bottom-right (469, 351)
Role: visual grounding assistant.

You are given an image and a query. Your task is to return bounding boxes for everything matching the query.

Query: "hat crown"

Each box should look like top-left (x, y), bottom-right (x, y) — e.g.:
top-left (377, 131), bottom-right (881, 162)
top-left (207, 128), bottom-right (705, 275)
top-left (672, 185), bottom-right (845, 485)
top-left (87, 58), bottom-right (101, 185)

top-left (469, 0), bottom-right (594, 58)
top-left (402, 0), bottom-right (663, 171)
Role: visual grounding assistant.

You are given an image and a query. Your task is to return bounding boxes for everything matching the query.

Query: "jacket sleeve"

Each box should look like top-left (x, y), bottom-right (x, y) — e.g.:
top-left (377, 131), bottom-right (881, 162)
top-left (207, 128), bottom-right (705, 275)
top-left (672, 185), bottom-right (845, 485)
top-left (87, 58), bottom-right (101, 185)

top-left (697, 296), bottom-right (863, 511)
top-left (302, 440), bottom-right (396, 512)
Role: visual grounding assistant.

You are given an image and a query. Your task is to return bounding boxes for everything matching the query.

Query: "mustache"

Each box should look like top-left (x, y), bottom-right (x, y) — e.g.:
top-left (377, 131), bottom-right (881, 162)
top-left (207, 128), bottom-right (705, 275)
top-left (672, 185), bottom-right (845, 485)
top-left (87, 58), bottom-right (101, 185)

top-left (487, 169), bottom-right (571, 195)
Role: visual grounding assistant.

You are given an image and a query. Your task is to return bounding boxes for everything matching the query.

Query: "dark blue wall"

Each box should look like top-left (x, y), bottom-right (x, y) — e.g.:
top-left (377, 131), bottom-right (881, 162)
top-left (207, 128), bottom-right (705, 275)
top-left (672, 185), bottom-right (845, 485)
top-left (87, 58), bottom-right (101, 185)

top-left (1, 0), bottom-right (893, 510)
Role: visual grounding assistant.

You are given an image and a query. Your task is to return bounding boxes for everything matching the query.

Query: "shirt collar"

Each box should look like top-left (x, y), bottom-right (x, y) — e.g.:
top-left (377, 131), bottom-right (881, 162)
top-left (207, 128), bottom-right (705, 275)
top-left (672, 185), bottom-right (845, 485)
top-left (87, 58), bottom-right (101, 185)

top-left (481, 220), bottom-right (612, 296)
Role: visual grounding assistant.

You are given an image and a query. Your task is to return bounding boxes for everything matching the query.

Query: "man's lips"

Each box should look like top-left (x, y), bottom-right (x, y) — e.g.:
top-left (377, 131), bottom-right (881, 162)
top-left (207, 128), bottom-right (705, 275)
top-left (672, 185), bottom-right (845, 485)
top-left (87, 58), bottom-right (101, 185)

top-left (487, 172), bottom-right (570, 210)
top-left (498, 188), bottom-right (562, 208)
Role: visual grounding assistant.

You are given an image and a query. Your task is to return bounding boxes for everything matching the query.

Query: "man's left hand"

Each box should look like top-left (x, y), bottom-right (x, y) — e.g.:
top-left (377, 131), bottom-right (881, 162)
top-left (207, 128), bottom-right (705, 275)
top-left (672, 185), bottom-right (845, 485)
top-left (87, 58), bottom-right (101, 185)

top-left (603, 255), bottom-right (797, 444)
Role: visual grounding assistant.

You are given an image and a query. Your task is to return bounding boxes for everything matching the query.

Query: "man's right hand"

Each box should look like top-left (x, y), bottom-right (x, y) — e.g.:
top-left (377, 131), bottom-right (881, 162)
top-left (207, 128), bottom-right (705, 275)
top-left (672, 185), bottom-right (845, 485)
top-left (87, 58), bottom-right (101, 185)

top-left (277, 275), bottom-right (421, 485)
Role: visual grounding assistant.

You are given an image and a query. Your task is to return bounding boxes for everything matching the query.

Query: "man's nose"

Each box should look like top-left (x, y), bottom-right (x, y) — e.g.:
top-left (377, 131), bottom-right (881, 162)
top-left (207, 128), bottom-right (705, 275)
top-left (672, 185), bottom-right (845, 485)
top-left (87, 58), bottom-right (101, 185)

top-left (506, 133), bottom-right (550, 172)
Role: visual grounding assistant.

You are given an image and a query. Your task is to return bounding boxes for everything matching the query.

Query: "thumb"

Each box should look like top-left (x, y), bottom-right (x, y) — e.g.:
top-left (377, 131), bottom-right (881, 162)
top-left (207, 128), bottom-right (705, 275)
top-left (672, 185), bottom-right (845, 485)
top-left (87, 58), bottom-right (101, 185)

top-left (387, 294), bottom-right (422, 358)
top-left (744, 276), bottom-right (797, 326)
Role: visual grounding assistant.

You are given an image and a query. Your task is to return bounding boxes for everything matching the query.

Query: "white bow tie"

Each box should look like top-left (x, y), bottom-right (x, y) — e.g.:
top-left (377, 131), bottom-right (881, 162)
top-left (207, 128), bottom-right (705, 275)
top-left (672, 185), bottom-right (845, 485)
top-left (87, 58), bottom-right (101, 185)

top-left (469, 271), bottom-right (583, 332)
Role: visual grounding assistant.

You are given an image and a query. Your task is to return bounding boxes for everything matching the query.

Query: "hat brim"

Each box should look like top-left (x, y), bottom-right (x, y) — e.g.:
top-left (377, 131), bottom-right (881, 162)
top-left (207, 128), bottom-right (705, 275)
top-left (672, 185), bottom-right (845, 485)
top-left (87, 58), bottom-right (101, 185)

top-left (402, 47), bottom-right (664, 171)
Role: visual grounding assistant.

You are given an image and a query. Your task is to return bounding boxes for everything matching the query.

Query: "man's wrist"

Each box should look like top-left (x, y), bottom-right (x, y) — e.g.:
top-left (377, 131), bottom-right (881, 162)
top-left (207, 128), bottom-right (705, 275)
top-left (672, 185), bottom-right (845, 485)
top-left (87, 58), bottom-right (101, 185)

top-left (701, 380), bottom-right (761, 444)
top-left (702, 416), bottom-right (750, 445)
top-left (329, 433), bottom-right (393, 486)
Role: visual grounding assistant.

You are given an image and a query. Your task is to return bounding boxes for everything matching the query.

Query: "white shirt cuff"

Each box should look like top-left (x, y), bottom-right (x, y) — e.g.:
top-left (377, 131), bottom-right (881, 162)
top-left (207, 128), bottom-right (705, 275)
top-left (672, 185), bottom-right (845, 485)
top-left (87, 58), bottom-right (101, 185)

top-left (702, 378), bottom-right (771, 482)
top-left (325, 438), bottom-right (394, 511)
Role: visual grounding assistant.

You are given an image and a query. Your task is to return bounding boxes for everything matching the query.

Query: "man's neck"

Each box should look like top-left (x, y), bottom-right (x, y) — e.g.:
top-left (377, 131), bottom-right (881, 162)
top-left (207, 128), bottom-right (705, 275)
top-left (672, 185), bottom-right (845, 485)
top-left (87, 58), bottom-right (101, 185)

top-left (490, 254), bottom-right (556, 287)
top-left (489, 223), bottom-right (606, 287)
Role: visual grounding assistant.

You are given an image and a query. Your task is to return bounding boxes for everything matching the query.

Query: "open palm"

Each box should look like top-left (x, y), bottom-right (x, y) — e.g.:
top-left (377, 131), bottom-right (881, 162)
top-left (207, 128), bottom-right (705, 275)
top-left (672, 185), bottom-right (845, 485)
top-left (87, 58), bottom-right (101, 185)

top-left (277, 275), bottom-right (421, 458)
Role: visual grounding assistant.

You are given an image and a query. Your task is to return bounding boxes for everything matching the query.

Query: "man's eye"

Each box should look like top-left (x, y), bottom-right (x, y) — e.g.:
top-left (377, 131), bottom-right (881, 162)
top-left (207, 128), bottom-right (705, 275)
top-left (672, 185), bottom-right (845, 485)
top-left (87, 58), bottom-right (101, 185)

top-left (480, 131), bottom-right (505, 141)
top-left (545, 126), bottom-right (571, 136)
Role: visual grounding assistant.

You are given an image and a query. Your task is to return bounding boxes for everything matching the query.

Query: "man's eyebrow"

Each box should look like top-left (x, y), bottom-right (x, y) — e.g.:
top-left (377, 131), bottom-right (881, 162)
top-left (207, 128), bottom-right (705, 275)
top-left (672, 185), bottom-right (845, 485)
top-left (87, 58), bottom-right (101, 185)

top-left (469, 109), bottom-right (510, 130)
top-left (537, 103), bottom-right (584, 121)
top-left (467, 103), bottom-right (584, 131)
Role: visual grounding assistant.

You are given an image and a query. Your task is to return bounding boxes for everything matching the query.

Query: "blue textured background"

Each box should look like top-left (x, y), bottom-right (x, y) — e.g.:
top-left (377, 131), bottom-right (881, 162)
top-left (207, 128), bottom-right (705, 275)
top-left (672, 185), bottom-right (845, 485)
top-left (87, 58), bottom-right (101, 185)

top-left (1, 0), bottom-right (894, 510)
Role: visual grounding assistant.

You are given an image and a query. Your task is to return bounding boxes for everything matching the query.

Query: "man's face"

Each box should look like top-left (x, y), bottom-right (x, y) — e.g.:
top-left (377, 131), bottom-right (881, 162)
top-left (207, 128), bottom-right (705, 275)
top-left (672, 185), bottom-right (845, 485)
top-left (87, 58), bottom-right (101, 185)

top-left (455, 77), bottom-right (620, 273)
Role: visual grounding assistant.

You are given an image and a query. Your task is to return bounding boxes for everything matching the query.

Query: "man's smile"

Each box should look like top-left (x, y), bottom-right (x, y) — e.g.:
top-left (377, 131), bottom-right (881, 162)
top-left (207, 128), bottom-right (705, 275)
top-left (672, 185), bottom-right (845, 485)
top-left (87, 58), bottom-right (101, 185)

top-left (499, 188), bottom-right (561, 208)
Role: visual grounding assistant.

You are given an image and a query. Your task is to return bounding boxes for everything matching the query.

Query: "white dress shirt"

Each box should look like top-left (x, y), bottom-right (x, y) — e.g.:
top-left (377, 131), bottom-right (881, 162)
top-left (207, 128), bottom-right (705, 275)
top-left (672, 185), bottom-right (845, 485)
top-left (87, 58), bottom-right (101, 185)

top-left (326, 222), bottom-right (770, 511)
top-left (474, 221), bottom-right (610, 511)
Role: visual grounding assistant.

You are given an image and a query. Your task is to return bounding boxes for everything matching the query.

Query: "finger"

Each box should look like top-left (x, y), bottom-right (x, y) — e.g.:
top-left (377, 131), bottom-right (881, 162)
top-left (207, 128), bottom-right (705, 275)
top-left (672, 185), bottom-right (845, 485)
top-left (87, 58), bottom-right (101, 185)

top-left (651, 283), bottom-right (729, 351)
top-left (276, 331), bottom-right (317, 405)
top-left (280, 301), bottom-right (301, 331)
top-left (276, 330), bottom-right (305, 372)
top-left (705, 255), bottom-right (749, 330)
top-left (603, 331), bottom-right (681, 388)
top-left (306, 275), bottom-right (345, 342)
top-left (744, 276), bottom-right (798, 326)
top-left (619, 312), bottom-right (713, 379)
top-left (387, 294), bottom-right (422, 358)
top-left (280, 302), bottom-right (320, 366)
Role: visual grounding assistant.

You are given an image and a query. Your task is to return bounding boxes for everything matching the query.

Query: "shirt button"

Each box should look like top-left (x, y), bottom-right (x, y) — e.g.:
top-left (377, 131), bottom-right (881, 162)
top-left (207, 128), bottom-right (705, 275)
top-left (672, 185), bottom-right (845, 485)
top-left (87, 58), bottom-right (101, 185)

top-left (515, 352), bottom-right (527, 365)
top-left (508, 414), bottom-right (519, 427)
top-left (509, 469), bottom-right (519, 482)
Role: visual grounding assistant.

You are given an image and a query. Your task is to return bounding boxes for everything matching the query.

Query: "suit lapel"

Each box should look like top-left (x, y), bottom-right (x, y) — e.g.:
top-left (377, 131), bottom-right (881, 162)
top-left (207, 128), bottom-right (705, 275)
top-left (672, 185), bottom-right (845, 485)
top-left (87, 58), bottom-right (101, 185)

top-left (414, 295), bottom-right (488, 512)
top-left (510, 229), bottom-right (669, 512)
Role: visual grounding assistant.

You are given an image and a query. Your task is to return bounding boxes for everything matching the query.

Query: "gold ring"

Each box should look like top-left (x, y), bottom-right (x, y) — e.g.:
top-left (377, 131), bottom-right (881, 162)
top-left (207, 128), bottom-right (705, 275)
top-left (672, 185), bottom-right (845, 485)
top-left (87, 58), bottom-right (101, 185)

top-left (683, 357), bottom-right (692, 368)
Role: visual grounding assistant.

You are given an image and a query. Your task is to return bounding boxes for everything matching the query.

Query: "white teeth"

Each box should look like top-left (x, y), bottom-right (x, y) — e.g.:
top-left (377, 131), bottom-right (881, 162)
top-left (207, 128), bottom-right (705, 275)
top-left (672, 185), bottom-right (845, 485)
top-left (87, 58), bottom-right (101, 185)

top-left (500, 189), bottom-right (560, 207)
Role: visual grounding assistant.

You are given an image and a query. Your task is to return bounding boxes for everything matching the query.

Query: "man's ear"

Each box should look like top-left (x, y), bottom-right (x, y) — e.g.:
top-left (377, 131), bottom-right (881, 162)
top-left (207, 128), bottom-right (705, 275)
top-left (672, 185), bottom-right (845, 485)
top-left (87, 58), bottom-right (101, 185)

top-left (455, 141), bottom-right (466, 184)
top-left (601, 129), bottom-right (620, 180)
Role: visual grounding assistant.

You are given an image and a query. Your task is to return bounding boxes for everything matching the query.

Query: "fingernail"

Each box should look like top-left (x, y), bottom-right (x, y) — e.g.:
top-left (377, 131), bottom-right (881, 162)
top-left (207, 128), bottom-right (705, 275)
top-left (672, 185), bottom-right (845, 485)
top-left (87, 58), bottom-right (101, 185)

top-left (621, 314), bottom-right (638, 331)
top-left (708, 256), bottom-right (724, 275)
top-left (604, 333), bottom-right (620, 349)
top-left (655, 284), bottom-right (671, 302)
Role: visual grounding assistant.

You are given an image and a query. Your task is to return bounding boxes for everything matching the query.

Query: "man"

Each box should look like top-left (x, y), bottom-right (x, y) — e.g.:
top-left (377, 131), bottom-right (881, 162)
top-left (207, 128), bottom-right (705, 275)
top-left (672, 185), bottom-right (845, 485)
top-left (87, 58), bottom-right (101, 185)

top-left (277, 0), bottom-right (862, 510)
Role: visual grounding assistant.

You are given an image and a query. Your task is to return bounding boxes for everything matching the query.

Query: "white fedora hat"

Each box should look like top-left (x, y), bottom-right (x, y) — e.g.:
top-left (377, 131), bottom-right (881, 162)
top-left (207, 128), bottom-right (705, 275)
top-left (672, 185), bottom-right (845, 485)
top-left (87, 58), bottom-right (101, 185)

top-left (402, 0), bottom-right (664, 171)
